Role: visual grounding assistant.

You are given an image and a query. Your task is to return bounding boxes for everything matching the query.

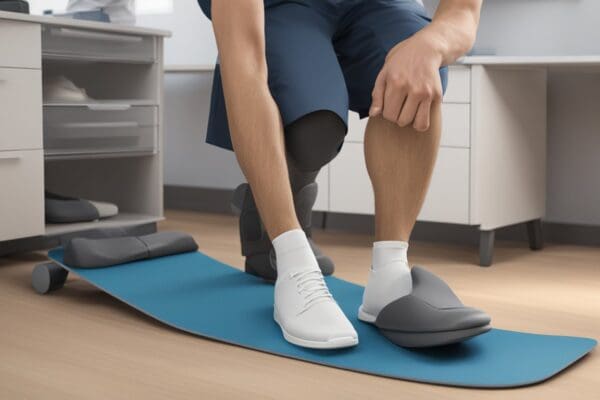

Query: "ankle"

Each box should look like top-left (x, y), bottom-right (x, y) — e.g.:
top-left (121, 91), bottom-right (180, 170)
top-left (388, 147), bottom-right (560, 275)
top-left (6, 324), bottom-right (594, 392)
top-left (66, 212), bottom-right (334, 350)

top-left (372, 240), bottom-right (409, 270)
top-left (272, 229), bottom-right (319, 276)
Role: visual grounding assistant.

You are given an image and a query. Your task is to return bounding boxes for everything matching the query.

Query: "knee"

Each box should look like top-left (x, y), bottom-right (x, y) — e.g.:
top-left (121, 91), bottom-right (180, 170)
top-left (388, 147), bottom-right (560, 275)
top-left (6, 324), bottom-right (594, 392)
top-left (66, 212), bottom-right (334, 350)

top-left (285, 110), bottom-right (346, 171)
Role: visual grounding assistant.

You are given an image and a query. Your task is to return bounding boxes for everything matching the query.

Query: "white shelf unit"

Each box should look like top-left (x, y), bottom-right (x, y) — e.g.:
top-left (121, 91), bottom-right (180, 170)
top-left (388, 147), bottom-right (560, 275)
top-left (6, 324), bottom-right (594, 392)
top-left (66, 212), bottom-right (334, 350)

top-left (0, 14), bottom-right (169, 242)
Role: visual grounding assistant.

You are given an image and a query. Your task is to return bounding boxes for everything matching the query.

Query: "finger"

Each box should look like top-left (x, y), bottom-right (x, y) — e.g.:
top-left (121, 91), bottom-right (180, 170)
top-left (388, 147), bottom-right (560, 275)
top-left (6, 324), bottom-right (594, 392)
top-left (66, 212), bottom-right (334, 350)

top-left (397, 95), bottom-right (420, 127)
top-left (369, 71), bottom-right (386, 117)
top-left (413, 99), bottom-right (432, 132)
top-left (382, 83), bottom-right (406, 122)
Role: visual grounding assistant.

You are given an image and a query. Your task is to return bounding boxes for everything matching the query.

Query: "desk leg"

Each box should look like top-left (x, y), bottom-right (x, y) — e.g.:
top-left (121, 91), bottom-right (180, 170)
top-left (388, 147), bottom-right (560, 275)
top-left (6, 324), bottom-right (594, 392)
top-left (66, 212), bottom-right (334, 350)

top-left (526, 219), bottom-right (544, 250)
top-left (321, 212), bottom-right (329, 230)
top-left (479, 229), bottom-right (495, 267)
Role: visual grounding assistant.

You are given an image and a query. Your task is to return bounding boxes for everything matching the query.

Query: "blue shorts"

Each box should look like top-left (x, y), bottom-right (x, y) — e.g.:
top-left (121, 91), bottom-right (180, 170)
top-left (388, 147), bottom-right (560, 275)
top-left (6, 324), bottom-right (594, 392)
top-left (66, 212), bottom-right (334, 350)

top-left (201, 0), bottom-right (449, 151)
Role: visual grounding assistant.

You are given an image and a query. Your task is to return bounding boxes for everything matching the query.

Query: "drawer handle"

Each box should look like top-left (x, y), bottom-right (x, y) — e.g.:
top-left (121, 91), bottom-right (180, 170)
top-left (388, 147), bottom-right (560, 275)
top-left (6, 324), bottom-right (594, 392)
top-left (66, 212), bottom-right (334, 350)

top-left (57, 122), bottom-right (141, 129)
top-left (86, 104), bottom-right (132, 111)
top-left (48, 28), bottom-right (144, 43)
top-left (0, 155), bottom-right (21, 161)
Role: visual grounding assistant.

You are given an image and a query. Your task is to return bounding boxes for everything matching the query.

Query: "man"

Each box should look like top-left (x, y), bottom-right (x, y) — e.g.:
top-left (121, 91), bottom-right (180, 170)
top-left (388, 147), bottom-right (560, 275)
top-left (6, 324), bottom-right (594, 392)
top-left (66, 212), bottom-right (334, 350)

top-left (198, 0), bottom-right (484, 349)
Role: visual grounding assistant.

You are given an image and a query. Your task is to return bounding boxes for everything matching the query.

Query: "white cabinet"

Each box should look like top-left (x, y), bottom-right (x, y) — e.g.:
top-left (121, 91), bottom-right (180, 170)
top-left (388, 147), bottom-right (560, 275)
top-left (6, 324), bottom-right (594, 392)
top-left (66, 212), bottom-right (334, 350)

top-left (42, 26), bottom-right (156, 63)
top-left (0, 150), bottom-right (44, 241)
top-left (0, 68), bottom-right (43, 151)
top-left (0, 14), bottom-right (168, 245)
top-left (441, 103), bottom-right (470, 148)
top-left (0, 21), bottom-right (40, 69)
top-left (329, 143), bottom-right (372, 214)
top-left (0, 21), bottom-right (44, 242)
top-left (444, 66), bottom-right (470, 103)
top-left (418, 148), bottom-right (470, 224)
top-left (314, 167), bottom-right (329, 211)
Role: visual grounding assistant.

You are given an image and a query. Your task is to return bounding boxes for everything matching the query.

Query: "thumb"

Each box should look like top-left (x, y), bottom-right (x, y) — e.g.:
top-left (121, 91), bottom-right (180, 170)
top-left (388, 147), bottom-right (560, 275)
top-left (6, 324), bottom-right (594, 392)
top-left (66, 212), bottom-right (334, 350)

top-left (369, 71), bottom-right (385, 117)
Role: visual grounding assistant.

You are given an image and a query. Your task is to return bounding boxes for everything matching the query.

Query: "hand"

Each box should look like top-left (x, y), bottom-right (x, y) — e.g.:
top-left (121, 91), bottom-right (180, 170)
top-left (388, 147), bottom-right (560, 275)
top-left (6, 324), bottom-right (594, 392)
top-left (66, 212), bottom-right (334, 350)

top-left (369, 31), bottom-right (444, 132)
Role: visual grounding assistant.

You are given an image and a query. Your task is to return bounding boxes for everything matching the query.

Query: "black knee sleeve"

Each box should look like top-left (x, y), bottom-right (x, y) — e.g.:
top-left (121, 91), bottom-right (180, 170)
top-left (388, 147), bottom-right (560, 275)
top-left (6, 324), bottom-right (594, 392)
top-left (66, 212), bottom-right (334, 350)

top-left (285, 110), bottom-right (346, 172)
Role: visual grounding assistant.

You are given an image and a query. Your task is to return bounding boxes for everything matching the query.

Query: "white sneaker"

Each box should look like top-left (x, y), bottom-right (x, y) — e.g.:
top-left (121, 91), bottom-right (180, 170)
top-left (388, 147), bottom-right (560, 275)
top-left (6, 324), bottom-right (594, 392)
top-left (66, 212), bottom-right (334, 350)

top-left (274, 269), bottom-right (358, 349)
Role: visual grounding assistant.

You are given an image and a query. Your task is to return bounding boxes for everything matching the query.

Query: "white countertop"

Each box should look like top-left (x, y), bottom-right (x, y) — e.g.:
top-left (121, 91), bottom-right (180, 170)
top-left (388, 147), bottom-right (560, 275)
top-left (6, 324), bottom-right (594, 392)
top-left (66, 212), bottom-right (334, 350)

top-left (164, 55), bottom-right (600, 73)
top-left (0, 10), bottom-right (170, 37)
top-left (460, 55), bottom-right (600, 66)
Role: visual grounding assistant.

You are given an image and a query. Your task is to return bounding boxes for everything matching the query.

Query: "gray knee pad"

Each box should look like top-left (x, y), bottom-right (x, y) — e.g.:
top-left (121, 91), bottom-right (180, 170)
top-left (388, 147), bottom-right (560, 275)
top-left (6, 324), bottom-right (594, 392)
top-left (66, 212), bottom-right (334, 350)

top-left (285, 110), bottom-right (346, 172)
top-left (231, 111), bottom-right (344, 282)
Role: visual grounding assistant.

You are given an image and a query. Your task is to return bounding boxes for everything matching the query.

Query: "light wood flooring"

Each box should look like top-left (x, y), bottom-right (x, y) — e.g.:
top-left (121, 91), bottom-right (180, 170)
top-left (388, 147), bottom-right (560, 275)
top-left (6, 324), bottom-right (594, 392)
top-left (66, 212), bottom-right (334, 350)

top-left (0, 210), bottom-right (598, 399)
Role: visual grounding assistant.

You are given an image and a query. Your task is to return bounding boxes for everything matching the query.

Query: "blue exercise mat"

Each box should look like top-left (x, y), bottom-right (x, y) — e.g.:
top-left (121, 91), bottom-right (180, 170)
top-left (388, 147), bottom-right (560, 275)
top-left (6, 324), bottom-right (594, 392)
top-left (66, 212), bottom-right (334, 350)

top-left (47, 248), bottom-right (596, 388)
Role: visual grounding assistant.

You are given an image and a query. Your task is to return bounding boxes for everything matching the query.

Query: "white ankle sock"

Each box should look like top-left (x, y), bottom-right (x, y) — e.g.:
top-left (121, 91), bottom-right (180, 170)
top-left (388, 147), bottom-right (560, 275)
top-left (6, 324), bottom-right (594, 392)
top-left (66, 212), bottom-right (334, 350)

top-left (359, 241), bottom-right (413, 320)
top-left (272, 229), bottom-right (319, 276)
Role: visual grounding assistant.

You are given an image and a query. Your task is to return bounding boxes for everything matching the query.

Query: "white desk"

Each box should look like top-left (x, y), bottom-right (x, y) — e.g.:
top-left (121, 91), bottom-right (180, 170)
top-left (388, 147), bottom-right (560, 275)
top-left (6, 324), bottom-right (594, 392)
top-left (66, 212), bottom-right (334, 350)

top-left (0, 11), bottom-right (170, 247)
top-left (311, 55), bottom-right (600, 265)
top-left (166, 57), bottom-right (598, 266)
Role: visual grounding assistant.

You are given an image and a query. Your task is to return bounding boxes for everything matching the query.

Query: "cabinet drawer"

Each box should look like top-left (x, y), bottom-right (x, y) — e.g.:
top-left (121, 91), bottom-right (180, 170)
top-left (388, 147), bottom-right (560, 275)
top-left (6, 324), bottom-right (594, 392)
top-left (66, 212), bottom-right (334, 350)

top-left (314, 167), bottom-right (329, 211)
top-left (444, 66), bottom-right (470, 103)
top-left (441, 103), bottom-right (470, 148)
top-left (0, 68), bottom-right (43, 151)
top-left (418, 147), bottom-right (470, 224)
top-left (329, 143), bottom-right (470, 224)
top-left (346, 105), bottom-right (469, 147)
top-left (42, 26), bottom-right (156, 63)
top-left (0, 150), bottom-right (44, 241)
top-left (329, 143), bottom-right (373, 214)
top-left (346, 111), bottom-right (367, 143)
top-left (0, 21), bottom-right (41, 69)
top-left (44, 105), bottom-right (158, 157)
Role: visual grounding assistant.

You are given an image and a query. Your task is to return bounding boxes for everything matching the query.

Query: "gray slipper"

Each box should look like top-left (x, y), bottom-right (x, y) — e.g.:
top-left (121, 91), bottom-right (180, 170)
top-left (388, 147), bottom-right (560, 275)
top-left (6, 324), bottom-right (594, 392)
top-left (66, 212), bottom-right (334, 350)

top-left (365, 266), bottom-right (491, 348)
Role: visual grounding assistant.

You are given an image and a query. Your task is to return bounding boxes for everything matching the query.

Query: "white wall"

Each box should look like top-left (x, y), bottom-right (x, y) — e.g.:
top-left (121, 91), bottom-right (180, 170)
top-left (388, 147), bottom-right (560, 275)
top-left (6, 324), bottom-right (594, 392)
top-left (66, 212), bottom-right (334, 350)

top-left (150, 0), bottom-right (600, 225)
top-left (162, 72), bottom-right (244, 189)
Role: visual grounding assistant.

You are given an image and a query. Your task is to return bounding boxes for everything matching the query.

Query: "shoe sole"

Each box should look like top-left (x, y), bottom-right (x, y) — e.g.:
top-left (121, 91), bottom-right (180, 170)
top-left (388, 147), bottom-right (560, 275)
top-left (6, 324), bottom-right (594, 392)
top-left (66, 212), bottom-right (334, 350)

top-left (358, 305), bottom-right (377, 323)
top-left (274, 309), bottom-right (359, 350)
top-left (358, 304), bottom-right (491, 348)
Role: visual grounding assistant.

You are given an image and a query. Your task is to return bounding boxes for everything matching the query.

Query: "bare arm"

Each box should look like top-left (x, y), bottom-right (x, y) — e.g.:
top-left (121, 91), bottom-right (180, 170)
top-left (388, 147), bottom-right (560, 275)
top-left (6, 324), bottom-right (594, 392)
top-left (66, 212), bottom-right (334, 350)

top-left (211, 0), bottom-right (279, 138)
top-left (422, 0), bottom-right (482, 65)
top-left (211, 0), bottom-right (300, 238)
top-left (370, 0), bottom-right (482, 131)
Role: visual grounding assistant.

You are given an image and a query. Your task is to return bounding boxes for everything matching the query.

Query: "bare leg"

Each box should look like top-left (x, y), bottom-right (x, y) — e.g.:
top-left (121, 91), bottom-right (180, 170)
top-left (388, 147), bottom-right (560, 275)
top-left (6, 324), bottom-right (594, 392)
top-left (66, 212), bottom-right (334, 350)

top-left (212, 1), bottom-right (299, 240)
top-left (364, 102), bottom-right (442, 241)
top-left (227, 96), bottom-right (300, 239)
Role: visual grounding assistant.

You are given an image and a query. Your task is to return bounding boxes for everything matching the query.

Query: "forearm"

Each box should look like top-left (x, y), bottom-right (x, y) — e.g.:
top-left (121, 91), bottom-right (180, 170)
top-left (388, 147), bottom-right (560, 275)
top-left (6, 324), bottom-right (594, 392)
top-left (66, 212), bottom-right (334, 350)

top-left (419, 0), bottom-right (482, 65)
top-left (211, 0), bottom-right (287, 168)
top-left (211, 0), bottom-right (298, 237)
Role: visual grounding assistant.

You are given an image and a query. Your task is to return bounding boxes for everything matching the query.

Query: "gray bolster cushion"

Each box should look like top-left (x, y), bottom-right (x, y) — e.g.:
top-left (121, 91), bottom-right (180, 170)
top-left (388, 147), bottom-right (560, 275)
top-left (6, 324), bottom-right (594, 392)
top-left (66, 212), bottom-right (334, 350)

top-left (45, 191), bottom-right (100, 223)
top-left (63, 231), bottom-right (198, 268)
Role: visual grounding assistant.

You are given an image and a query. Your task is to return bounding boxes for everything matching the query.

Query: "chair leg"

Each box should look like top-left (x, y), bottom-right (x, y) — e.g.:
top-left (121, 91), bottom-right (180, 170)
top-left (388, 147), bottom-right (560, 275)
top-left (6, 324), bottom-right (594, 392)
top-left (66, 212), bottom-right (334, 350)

top-left (526, 219), bottom-right (544, 250)
top-left (479, 229), bottom-right (495, 267)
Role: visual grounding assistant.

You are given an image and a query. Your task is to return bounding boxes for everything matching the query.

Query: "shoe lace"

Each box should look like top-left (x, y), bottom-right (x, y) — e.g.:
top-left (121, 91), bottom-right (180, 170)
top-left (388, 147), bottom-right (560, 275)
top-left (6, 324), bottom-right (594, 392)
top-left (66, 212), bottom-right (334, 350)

top-left (291, 269), bottom-right (333, 313)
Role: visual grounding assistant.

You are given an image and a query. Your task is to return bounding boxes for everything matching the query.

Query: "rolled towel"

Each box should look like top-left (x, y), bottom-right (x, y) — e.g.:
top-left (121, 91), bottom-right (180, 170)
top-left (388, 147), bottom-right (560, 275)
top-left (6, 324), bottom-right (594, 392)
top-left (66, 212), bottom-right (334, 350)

top-left (63, 231), bottom-right (199, 268)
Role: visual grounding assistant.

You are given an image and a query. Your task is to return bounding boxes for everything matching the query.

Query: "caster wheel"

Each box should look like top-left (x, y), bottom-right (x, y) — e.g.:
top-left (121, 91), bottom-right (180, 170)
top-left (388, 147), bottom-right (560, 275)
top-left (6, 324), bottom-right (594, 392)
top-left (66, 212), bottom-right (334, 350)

top-left (32, 262), bottom-right (68, 294)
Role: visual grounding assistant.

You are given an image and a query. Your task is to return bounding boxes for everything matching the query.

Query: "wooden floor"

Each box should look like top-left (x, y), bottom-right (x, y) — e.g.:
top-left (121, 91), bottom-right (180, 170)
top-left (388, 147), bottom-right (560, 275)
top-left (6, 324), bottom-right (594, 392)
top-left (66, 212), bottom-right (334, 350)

top-left (1, 210), bottom-right (598, 399)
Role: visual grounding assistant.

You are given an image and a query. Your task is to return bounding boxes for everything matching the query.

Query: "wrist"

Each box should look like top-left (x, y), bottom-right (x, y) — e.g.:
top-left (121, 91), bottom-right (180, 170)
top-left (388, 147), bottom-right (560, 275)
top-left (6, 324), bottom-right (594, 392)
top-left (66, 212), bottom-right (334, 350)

top-left (416, 26), bottom-right (449, 66)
